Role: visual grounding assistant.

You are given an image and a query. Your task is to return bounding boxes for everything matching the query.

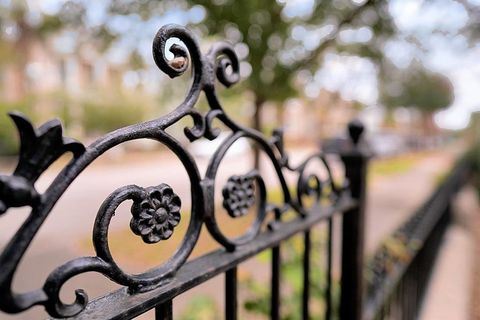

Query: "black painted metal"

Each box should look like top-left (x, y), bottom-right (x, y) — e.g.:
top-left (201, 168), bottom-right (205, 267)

top-left (155, 300), bottom-right (173, 320)
top-left (364, 159), bottom-right (471, 320)
top-left (340, 120), bottom-right (369, 320)
top-left (325, 218), bottom-right (334, 320)
top-left (0, 24), bottom-right (361, 319)
top-left (271, 245), bottom-right (281, 320)
top-left (271, 218), bottom-right (281, 320)
top-left (302, 230), bottom-right (311, 320)
top-left (225, 267), bottom-right (237, 320)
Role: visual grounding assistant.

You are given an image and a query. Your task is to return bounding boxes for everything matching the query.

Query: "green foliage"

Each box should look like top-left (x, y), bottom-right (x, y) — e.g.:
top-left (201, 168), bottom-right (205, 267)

top-left (37, 14), bottom-right (64, 35)
top-left (81, 98), bottom-right (146, 134)
top-left (0, 99), bottom-right (34, 155)
top-left (0, 40), bottom-right (13, 67)
top-left (368, 153), bottom-right (420, 181)
top-left (128, 49), bottom-right (146, 71)
top-left (466, 144), bottom-right (480, 199)
top-left (234, 188), bottom-right (341, 319)
top-left (243, 231), bottom-right (339, 320)
top-left (0, 2), bottom-right (65, 49)
top-left (178, 185), bottom-right (340, 319)
top-left (380, 63), bottom-right (454, 113)
top-left (53, 93), bottom-right (75, 130)
top-left (243, 277), bottom-right (271, 316)
top-left (188, 0), bottom-right (395, 105)
top-left (179, 296), bottom-right (220, 320)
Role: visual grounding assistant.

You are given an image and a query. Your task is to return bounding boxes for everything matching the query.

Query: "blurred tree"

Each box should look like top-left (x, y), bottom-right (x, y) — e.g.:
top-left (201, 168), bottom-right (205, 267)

top-left (0, 0), bottom-right (472, 141)
top-left (0, 1), bottom-right (61, 100)
top-left (0, 0), bottom-right (115, 101)
top-left (89, 0), bottom-right (396, 165)
top-left (128, 49), bottom-right (146, 71)
top-left (448, 0), bottom-right (480, 43)
top-left (380, 63), bottom-right (454, 134)
top-left (185, 0), bottom-right (395, 165)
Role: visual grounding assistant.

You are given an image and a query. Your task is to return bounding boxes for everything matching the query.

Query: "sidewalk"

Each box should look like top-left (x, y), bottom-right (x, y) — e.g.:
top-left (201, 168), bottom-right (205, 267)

top-left (419, 186), bottom-right (478, 320)
top-left (365, 150), bottom-right (455, 254)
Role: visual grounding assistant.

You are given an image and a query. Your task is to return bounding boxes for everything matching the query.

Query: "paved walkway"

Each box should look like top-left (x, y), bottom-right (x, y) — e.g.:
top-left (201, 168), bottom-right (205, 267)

top-left (419, 186), bottom-right (478, 320)
top-left (365, 151), bottom-right (455, 254)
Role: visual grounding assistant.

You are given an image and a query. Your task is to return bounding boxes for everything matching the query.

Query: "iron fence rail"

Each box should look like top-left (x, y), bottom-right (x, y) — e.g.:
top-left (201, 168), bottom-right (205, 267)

top-left (364, 158), bottom-right (472, 320)
top-left (65, 197), bottom-right (355, 320)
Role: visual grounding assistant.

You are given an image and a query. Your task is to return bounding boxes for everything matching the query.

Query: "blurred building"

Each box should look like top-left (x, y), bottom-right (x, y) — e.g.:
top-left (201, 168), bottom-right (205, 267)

top-left (276, 89), bottom-right (360, 144)
top-left (1, 38), bottom-right (123, 102)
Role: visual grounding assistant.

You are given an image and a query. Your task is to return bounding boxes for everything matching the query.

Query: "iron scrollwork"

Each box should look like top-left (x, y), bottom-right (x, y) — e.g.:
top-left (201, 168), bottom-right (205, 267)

top-left (0, 24), bottom-right (350, 318)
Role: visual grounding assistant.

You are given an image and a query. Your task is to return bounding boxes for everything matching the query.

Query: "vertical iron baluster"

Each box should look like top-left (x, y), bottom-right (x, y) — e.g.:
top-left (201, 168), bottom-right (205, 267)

top-left (400, 279), bottom-right (405, 320)
top-left (155, 300), bottom-right (173, 320)
top-left (270, 209), bottom-right (282, 320)
top-left (303, 230), bottom-right (311, 320)
top-left (340, 120), bottom-right (368, 320)
top-left (271, 244), bottom-right (281, 320)
top-left (325, 218), bottom-right (333, 320)
top-left (406, 275), bottom-right (412, 320)
top-left (226, 267), bottom-right (238, 320)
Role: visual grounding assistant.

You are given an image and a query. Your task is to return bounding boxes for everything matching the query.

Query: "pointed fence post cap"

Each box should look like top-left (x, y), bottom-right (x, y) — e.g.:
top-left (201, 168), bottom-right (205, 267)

top-left (348, 119), bottom-right (364, 146)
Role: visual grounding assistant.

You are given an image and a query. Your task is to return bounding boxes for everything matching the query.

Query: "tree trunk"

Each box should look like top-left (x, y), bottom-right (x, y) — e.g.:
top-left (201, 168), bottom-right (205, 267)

top-left (253, 97), bottom-right (264, 169)
top-left (9, 20), bottom-right (32, 102)
top-left (275, 103), bottom-right (284, 128)
top-left (9, 63), bottom-right (26, 102)
top-left (421, 111), bottom-right (436, 136)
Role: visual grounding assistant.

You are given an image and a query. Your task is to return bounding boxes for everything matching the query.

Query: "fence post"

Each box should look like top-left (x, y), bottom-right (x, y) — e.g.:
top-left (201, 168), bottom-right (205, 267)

top-left (340, 120), bottom-right (369, 320)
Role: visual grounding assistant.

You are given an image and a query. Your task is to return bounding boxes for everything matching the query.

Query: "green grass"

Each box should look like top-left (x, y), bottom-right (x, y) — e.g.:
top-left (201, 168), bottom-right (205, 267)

top-left (368, 152), bottom-right (430, 183)
top-left (179, 296), bottom-right (220, 320)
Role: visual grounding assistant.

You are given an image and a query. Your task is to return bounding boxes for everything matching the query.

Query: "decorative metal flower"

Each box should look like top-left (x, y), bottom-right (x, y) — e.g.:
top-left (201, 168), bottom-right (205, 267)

top-left (130, 184), bottom-right (181, 244)
top-left (222, 174), bottom-right (256, 218)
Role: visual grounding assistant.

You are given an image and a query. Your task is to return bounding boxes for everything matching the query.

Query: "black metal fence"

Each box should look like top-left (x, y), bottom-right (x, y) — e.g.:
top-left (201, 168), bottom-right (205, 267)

top-left (364, 158), bottom-right (472, 320)
top-left (0, 24), bottom-right (472, 320)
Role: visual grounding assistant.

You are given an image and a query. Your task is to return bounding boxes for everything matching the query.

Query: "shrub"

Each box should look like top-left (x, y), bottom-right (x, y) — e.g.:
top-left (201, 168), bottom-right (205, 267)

top-left (179, 296), bottom-right (220, 320)
top-left (466, 144), bottom-right (480, 199)
top-left (0, 99), bottom-right (34, 155)
top-left (243, 231), bottom-right (339, 320)
top-left (81, 98), bottom-right (146, 135)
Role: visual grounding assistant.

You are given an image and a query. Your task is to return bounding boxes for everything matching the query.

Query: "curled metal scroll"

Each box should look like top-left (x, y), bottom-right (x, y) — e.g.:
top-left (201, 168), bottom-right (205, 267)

top-left (293, 153), bottom-right (339, 216)
top-left (204, 133), bottom-right (268, 251)
top-left (0, 24), bottom-right (346, 318)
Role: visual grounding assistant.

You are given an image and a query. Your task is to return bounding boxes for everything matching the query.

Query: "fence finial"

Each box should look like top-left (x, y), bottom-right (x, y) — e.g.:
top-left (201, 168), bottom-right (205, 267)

top-left (348, 119), bottom-right (364, 146)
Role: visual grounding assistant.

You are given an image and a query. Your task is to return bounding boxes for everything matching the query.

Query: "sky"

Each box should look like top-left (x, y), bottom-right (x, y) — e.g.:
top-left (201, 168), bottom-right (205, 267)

top-left (389, 0), bottom-right (480, 130)
top-left (283, 0), bottom-right (480, 131)
top-left (11, 0), bottom-right (480, 130)
top-left (314, 0), bottom-right (480, 130)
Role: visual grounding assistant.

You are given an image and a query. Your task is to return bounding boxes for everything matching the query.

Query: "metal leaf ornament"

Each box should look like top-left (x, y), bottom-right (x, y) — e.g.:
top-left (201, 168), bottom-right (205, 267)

top-left (0, 112), bottom-right (85, 214)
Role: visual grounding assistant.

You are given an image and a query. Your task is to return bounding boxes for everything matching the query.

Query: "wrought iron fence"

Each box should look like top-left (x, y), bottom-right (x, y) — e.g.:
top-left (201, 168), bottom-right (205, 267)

top-left (0, 24), bottom-right (368, 319)
top-left (364, 158), bottom-right (472, 320)
top-left (0, 23), bottom-right (472, 320)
